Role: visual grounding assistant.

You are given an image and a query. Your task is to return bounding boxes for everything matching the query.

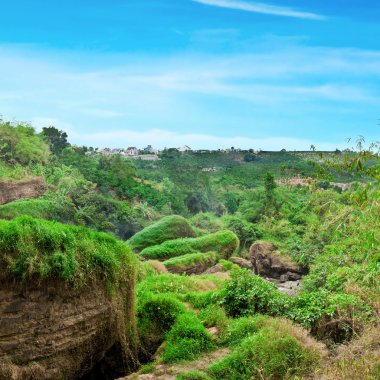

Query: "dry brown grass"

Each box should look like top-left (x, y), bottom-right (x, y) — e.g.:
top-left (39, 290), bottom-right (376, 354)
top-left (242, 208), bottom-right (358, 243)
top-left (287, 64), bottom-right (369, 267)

top-left (146, 260), bottom-right (168, 274)
top-left (315, 325), bottom-right (380, 380)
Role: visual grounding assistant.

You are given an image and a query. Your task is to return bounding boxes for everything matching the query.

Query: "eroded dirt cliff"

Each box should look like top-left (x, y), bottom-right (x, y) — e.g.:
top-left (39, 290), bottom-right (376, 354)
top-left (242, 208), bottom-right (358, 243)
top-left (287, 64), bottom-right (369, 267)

top-left (0, 277), bottom-right (136, 380)
top-left (0, 177), bottom-right (47, 205)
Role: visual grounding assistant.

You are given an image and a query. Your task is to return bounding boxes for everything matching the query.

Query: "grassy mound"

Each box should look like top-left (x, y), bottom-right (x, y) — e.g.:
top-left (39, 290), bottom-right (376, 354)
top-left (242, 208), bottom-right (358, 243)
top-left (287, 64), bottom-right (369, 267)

top-left (137, 292), bottom-right (187, 356)
top-left (128, 215), bottom-right (196, 252)
top-left (162, 313), bottom-right (214, 363)
top-left (209, 317), bottom-right (325, 380)
top-left (0, 215), bottom-right (136, 289)
top-left (164, 252), bottom-right (219, 274)
top-left (140, 230), bottom-right (239, 261)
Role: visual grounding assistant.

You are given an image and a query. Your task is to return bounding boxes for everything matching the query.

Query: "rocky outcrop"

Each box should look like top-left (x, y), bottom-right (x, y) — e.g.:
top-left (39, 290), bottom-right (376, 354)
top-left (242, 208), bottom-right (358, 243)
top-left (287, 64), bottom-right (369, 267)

top-left (229, 257), bottom-right (253, 270)
top-left (0, 177), bottom-right (47, 205)
top-left (0, 277), bottom-right (136, 380)
top-left (250, 241), bottom-right (306, 280)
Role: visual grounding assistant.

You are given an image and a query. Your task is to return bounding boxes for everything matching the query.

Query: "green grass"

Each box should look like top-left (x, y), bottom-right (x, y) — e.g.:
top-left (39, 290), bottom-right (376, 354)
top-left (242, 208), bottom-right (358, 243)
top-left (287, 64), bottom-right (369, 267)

top-left (162, 312), bottom-right (215, 363)
top-left (137, 292), bottom-right (187, 350)
top-left (0, 162), bottom-right (29, 180)
top-left (199, 305), bottom-right (229, 336)
top-left (220, 315), bottom-right (272, 347)
top-left (163, 252), bottom-right (219, 274)
top-left (209, 318), bottom-right (324, 380)
top-left (128, 215), bottom-right (196, 251)
top-left (0, 215), bottom-right (136, 289)
top-left (0, 197), bottom-right (74, 222)
top-left (176, 371), bottom-right (213, 380)
top-left (140, 230), bottom-right (239, 261)
top-left (137, 273), bottom-right (219, 296)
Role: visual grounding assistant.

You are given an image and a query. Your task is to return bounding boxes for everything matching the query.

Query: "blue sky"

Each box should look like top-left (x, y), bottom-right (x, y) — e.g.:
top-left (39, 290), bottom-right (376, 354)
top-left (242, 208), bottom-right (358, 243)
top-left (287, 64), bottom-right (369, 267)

top-left (1, 0), bottom-right (380, 149)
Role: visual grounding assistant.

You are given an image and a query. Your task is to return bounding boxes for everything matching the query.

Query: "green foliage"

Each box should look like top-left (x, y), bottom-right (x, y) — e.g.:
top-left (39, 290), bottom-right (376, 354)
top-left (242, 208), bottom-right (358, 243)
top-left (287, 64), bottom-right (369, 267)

top-left (140, 230), bottom-right (239, 260)
top-left (0, 197), bottom-right (75, 222)
top-left (162, 313), bottom-right (214, 363)
top-left (199, 305), bottom-right (229, 335)
top-left (137, 292), bottom-right (186, 339)
top-left (221, 315), bottom-right (271, 347)
top-left (218, 269), bottom-right (289, 317)
top-left (163, 252), bottom-right (219, 274)
top-left (41, 126), bottom-right (70, 154)
top-left (0, 120), bottom-right (50, 165)
top-left (209, 320), bottom-right (322, 380)
top-left (137, 273), bottom-right (219, 296)
top-left (0, 216), bottom-right (136, 289)
top-left (224, 216), bottom-right (262, 250)
top-left (128, 215), bottom-right (196, 252)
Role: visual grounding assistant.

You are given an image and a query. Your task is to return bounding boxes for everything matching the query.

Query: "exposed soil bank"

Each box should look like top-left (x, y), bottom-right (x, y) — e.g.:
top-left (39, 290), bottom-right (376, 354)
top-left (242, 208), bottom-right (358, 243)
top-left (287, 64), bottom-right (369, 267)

top-left (0, 277), bottom-right (136, 380)
top-left (0, 177), bottom-right (47, 205)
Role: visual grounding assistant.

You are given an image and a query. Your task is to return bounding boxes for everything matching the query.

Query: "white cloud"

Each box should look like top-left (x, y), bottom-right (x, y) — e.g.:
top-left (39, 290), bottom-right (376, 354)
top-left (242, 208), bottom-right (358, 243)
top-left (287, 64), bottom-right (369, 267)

top-left (192, 0), bottom-right (325, 20)
top-left (69, 128), bottom-right (342, 150)
top-left (1, 43), bottom-right (380, 149)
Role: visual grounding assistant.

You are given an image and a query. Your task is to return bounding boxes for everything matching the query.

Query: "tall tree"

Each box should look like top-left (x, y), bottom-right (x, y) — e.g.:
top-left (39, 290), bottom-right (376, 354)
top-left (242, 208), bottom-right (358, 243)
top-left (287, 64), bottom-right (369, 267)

top-left (41, 126), bottom-right (70, 154)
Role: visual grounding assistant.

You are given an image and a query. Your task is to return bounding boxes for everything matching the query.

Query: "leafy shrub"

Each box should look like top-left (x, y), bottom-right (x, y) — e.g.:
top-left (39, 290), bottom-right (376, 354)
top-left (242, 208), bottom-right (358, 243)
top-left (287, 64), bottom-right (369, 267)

top-left (224, 216), bottom-right (262, 250)
top-left (128, 215), bottom-right (195, 251)
top-left (209, 318), bottom-right (324, 380)
top-left (162, 313), bottom-right (214, 363)
top-left (164, 252), bottom-right (219, 274)
top-left (0, 216), bottom-right (136, 289)
top-left (0, 121), bottom-right (50, 165)
top-left (218, 269), bottom-right (289, 317)
top-left (286, 290), bottom-right (373, 343)
top-left (140, 230), bottom-right (239, 260)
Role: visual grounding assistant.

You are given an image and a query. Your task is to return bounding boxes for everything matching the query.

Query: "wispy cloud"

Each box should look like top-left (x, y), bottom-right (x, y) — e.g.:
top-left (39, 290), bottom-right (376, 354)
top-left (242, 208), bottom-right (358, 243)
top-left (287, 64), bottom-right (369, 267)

top-left (68, 128), bottom-right (342, 150)
top-left (192, 0), bottom-right (326, 20)
top-left (1, 43), bottom-right (380, 149)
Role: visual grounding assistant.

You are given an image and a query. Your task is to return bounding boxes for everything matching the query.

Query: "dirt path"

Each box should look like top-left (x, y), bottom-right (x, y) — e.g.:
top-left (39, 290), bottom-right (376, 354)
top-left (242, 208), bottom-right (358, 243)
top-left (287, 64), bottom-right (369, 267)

top-left (122, 347), bottom-right (230, 380)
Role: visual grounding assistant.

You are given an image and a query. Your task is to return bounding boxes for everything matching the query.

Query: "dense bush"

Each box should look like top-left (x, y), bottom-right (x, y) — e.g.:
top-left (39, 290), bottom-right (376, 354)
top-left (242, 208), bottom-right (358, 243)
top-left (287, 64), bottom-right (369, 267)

top-left (0, 121), bottom-right (50, 165)
top-left (218, 269), bottom-right (289, 317)
top-left (140, 230), bottom-right (239, 260)
top-left (128, 215), bottom-right (196, 252)
top-left (162, 313), bottom-right (214, 363)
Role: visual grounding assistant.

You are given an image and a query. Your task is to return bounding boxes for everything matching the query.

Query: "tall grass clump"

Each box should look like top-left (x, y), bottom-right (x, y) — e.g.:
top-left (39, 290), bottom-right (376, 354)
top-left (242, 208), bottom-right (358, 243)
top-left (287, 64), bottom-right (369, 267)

top-left (0, 216), bottom-right (136, 289)
top-left (162, 313), bottom-right (214, 363)
top-left (128, 215), bottom-right (196, 252)
top-left (209, 318), bottom-right (325, 380)
top-left (137, 292), bottom-right (186, 355)
top-left (140, 230), bottom-right (239, 261)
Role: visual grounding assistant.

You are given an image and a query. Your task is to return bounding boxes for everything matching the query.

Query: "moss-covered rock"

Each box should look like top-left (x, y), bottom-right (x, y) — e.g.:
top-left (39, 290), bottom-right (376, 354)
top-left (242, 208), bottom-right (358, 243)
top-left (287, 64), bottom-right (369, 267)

top-left (128, 215), bottom-right (196, 252)
top-left (164, 252), bottom-right (220, 275)
top-left (140, 230), bottom-right (239, 261)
